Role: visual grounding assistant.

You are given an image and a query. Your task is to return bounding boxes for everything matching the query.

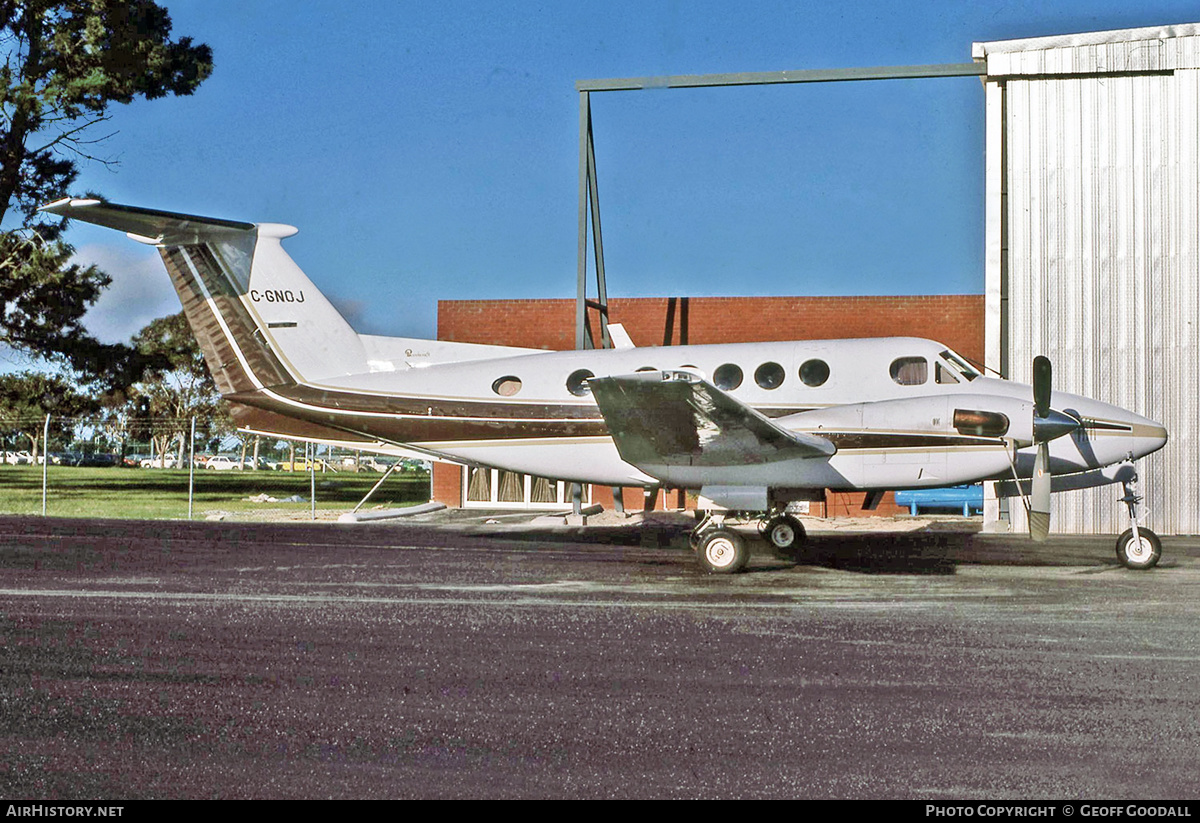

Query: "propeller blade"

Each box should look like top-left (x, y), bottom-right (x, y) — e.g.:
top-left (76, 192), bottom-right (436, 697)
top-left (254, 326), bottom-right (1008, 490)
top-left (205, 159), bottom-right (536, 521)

top-left (1033, 355), bottom-right (1052, 420)
top-left (1030, 441), bottom-right (1051, 541)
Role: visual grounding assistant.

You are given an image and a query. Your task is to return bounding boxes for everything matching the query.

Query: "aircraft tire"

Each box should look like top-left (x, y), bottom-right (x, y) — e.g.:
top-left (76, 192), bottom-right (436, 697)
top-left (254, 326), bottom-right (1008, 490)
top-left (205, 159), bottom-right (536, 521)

top-left (1116, 528), bottom-right (1161, 570)
top-left (764, 514), bottom-right (805, 561)
top-left (697, 529), bottom-right (749, 574)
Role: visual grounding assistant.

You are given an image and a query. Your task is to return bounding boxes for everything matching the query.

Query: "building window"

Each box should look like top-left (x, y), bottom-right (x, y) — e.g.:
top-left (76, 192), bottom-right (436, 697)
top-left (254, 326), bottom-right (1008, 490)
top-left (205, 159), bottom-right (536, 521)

top-left (531, 476), bottom-right (557, 504)
top-left (466, 466), bottom-right (491, 502)
top-left (799, 359), bottom-right (830, 387)
top-left (498, 470), bottom-right (525, 502)
top-left (754, 362), bottom-right (785, 390)
top-left (714, 363), bottom-right (743, 390)
top-left (890, 357), bottom-right (928, 386)
top-left (462, 468), bottom-right (589, 509)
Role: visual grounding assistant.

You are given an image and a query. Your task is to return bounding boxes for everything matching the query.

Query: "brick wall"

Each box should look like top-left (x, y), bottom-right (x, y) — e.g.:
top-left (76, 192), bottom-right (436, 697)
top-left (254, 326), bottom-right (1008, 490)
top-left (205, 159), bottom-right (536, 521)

top-left (433, 294), bottom-right (984, 515)
top-left (432, 462), bottom-right (463, 508)
top-left (438, 295), bottom-right (985, 364)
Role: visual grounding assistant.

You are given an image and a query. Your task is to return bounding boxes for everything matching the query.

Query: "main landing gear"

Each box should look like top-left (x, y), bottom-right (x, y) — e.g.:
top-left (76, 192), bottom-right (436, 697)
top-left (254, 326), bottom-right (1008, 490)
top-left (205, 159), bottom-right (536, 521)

top-left (690, 508), bottom-right (807, 574)
top-left (1115, 473), bottom-right (1161, 570)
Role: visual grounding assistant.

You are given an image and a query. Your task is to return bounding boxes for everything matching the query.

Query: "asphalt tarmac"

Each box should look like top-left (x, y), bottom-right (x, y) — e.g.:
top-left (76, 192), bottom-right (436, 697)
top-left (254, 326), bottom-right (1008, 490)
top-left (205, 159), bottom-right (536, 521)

top-left (1, 513), bottom-right (1198, 799)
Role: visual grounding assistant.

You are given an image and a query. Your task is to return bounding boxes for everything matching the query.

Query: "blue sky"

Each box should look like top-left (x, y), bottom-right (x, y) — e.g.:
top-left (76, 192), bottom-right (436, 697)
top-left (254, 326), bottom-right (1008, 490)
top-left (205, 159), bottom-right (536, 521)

top-left (37, 0), bottom-right (1200, 348)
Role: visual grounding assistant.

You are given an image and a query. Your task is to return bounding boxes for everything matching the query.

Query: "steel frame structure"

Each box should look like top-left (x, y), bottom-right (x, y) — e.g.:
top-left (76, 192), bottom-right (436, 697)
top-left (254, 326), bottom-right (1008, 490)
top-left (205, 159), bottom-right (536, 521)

top-left (574, 62), bottom-right (985, 349)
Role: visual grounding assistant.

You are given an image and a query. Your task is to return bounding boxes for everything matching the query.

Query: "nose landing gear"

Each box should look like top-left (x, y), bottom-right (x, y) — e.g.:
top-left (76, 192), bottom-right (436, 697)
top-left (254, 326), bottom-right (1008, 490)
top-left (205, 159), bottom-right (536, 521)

top-left (1116, 472), bottom-right (1161, 570)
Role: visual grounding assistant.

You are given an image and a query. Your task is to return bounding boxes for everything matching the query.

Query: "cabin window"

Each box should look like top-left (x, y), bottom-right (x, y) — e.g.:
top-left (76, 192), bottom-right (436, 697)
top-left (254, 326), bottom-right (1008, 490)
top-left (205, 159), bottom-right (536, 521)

top-left (714, 363), bottom-right (743, 390)
top-left (890, 357), bottom-right (928, 386)
top-left (935, 363), bottom-right (960, 384)
top-left (953, 409), bottom-right (1010, 437)
top-left (799, 359), bottom-right (830, 387)
top-left (755, 362), bottom-right (785, 390)
top-left (566, 368), bottom-right (594, 396)
top-left (940, 349), bottom-right (980, 381)
top-left (491, 376), bottom-right (523, 396)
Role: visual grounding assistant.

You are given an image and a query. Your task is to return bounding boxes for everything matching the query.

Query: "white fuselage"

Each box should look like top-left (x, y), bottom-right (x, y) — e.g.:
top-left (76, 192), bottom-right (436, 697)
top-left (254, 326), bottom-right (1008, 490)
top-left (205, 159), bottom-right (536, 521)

top-left (305, 336), bottom-right (1165, 490)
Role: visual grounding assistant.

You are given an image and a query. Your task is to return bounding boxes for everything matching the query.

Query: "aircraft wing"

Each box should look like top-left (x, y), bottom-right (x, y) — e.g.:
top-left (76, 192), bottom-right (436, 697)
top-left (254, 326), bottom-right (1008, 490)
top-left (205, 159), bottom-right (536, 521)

top-left (588, 371), bottom-right (835, 476)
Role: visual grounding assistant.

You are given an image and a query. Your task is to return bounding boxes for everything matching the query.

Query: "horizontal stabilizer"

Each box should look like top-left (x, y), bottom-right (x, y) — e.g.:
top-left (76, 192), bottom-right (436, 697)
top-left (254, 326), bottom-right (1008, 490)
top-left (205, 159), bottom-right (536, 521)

top-left (40, 198), bottom-right (257, 244)
top-left (589, 371), bottom-right (835, 477)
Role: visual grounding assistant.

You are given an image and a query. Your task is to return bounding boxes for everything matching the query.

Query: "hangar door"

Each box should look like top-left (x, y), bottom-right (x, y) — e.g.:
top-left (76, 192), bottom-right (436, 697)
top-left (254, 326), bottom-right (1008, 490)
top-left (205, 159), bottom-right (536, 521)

top-left (983, 31), bottom-right (1200, 535)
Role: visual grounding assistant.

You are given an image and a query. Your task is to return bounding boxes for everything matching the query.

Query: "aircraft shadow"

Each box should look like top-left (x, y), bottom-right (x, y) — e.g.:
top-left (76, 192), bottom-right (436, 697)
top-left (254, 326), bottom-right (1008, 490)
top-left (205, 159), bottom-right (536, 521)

top-left (480, 521), bottom-right (973, 575)
top-left (787, 533), bottom-right (963, 575)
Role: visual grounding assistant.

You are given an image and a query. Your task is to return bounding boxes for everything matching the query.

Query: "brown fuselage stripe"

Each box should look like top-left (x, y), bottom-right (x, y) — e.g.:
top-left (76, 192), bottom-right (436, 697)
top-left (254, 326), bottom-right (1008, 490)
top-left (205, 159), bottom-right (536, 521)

top-left (228, 388), bottom-right (1005, 450)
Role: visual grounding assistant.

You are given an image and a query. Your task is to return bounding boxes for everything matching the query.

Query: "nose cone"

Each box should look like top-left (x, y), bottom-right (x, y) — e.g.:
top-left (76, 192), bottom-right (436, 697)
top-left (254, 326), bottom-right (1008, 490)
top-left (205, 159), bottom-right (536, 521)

top-left (1054, 395), bottom-right (1167, 470)
top-left (1083, 404), bottom-right (1167, 464)
top-left (1132, 416), bottom-right (1169, 459)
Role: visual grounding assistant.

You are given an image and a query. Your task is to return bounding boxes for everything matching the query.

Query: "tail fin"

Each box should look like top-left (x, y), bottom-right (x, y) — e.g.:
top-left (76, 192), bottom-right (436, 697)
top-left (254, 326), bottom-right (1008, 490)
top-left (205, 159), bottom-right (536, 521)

top-left (40, 199), bottom-right (369, 393)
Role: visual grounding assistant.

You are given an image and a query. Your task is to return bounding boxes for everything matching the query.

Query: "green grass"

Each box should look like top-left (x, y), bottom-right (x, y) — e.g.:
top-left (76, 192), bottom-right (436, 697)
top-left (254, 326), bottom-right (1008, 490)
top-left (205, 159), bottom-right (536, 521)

top-left (0, 465), bottom-right (431, 520)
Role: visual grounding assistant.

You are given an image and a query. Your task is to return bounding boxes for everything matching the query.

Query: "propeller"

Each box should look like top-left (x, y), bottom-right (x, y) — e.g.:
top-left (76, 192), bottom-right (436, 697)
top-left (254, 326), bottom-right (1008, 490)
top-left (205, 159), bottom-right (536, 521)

top-left (1029, 355), bottom-right (1081, 541)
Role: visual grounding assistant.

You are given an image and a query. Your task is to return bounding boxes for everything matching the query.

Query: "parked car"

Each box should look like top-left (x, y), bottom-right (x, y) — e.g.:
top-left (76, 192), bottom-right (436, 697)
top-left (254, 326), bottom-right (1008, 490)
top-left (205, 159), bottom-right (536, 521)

top-left (205, 455), bottom-right (243, 471)
top-left (77, 453), bottom-right (118, 467)
top-left (355, 456), bottom-right (395, 473)
top-left (276, 458), bottom-right (336, 472)
top-left (140, 455), bottom-right (178, 468)
top-left (3, 451), bottom-right (32, 465)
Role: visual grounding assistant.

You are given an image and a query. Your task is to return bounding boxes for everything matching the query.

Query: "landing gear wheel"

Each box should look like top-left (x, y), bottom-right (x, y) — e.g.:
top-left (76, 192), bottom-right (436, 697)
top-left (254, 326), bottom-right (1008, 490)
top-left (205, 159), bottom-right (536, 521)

top-left (697, 529), bottom-right (749, 574)
top-left (763, 514), bottom-right (806, 562)
top-left (1116, 528), bottom-right (1161, 570)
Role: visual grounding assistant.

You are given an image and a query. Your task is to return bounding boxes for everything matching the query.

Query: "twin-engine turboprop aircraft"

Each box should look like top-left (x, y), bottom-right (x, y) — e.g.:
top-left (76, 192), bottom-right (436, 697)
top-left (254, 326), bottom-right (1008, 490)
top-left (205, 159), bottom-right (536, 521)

top-left (42, 198), bottom-right (1169, 573)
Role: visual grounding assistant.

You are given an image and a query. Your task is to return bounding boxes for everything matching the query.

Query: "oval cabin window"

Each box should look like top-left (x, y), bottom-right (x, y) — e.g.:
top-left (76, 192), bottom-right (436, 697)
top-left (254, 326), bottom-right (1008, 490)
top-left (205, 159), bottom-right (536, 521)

top-left (566, 369), bottom-right (595, 396)
top-left (491, 376), bottom-right (522, 397)
top-left (755, 362), bottom-right (785, 390)
top-left (714, 363), bottom-right (743, 391)
top-left (799, 359), bottom-right (830, 387)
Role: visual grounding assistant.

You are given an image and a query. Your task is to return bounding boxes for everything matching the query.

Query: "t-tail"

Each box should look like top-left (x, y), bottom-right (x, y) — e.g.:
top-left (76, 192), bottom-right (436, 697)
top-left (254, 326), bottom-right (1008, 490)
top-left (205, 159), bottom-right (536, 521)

top-left (40, 198), bottom-right (371, 395)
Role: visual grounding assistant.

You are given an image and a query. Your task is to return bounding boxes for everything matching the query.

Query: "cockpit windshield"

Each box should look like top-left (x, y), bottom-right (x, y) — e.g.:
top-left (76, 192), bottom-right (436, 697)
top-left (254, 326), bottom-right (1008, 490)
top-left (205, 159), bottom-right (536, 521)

top-left (938, 349), bottom-right (981, 382)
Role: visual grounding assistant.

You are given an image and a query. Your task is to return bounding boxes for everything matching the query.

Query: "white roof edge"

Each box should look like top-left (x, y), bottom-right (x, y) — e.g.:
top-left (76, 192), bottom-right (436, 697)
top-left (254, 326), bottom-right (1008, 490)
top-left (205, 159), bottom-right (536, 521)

top-left (972, 22), bottom-right (1200, 59)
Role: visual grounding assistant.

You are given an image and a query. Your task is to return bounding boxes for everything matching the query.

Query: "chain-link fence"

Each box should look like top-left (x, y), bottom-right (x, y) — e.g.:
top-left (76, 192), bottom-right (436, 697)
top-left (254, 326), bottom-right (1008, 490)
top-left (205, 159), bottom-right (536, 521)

top-left (0, 414), bottom-right (432, 520)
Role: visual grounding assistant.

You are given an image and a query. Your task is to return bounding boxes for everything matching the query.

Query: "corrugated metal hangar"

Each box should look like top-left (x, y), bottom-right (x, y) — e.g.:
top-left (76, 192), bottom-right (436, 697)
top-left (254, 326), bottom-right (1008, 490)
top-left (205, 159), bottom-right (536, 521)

top-left (977, 23), bottom-right (1200, 536)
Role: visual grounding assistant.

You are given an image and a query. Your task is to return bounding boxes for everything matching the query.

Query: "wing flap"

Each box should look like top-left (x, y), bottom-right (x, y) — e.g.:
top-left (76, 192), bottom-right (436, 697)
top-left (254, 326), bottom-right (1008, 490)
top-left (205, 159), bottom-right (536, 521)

top-left (589, 371), bottom-right (835, 473)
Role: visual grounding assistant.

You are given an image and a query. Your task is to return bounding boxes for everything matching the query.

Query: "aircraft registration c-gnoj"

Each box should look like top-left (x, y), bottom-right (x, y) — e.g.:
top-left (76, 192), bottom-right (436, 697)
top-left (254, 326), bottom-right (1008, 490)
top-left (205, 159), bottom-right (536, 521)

top-left (41, 198), bottom-right (1169, 574)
